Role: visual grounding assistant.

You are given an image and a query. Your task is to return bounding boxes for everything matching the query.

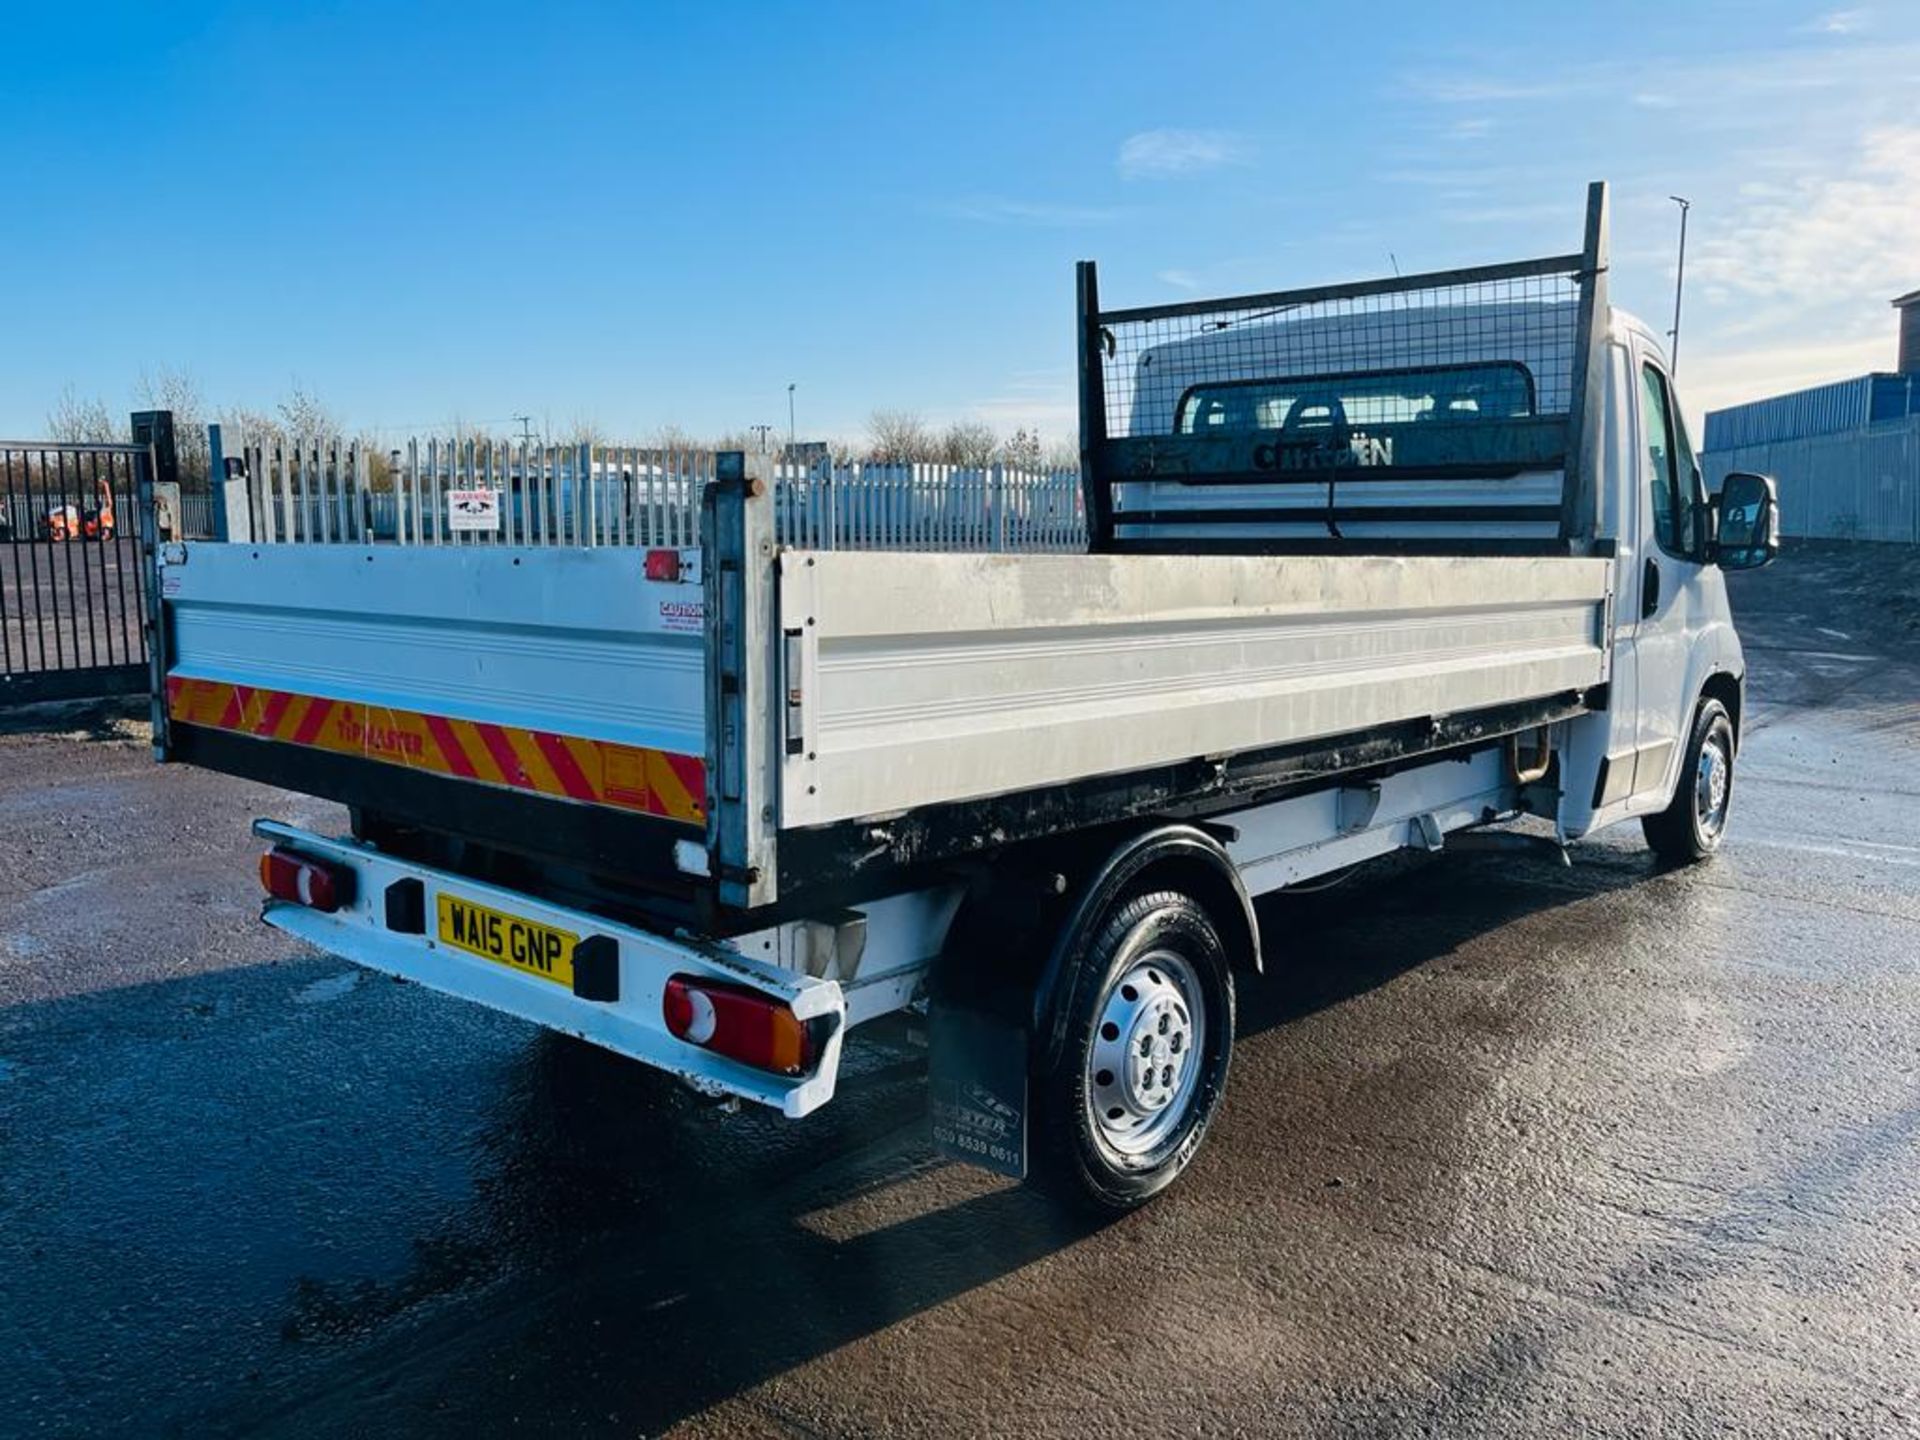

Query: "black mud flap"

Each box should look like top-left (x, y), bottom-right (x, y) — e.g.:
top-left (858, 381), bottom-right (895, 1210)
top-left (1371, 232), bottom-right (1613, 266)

top-left (927, 864), bottom-right (1069, 1181)
top-left (928, 1004), bottom-right (1028, 1180)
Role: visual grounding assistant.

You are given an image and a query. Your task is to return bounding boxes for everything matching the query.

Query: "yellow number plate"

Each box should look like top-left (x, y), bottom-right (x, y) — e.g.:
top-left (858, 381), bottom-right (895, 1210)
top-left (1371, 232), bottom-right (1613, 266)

top-left (436, 893), bottom-right (577, 987)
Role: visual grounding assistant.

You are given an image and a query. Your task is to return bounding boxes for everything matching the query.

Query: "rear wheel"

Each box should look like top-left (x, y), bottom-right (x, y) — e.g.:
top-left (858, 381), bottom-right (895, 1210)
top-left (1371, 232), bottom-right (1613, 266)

top-left (1642, 697), bottom-right (1736, 863)
top-left (1029, 890), bottom-right (1234, 1212)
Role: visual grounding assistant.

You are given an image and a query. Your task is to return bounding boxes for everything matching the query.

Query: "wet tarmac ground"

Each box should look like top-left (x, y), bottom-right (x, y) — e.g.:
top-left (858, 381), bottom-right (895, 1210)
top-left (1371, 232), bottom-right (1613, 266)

top-left (1, 545), bottom-right (1917, 1437)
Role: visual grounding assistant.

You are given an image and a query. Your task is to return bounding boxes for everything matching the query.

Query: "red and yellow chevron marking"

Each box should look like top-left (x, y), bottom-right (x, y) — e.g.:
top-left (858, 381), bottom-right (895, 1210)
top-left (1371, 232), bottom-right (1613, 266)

top-left (166, 676), bottom-right (705, 827)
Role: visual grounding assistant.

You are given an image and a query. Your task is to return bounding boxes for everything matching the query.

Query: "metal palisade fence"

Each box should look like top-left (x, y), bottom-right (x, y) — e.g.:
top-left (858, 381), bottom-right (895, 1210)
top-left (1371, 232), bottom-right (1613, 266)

top-left (238, 439), bottom-right (1087, 553)
top-left (1, 438), bottom-right (153, 704)
top-left (1703, 415), bottom-right (1920, 544)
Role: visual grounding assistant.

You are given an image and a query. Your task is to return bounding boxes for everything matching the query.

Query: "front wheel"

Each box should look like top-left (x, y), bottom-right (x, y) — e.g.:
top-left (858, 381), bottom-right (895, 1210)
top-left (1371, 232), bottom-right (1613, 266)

top-left (1029, 890), bottom-right (1235, 1212)
top-left (1642, 697), bottom-right (1736, 863)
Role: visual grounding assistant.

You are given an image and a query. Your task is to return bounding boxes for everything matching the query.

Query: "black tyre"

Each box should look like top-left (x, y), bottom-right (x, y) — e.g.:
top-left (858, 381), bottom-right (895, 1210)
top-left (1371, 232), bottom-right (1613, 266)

top-left (1642, 697), bottom-right (1736, 864)
top-left (1029, 890), bottom-right (1235, 1212)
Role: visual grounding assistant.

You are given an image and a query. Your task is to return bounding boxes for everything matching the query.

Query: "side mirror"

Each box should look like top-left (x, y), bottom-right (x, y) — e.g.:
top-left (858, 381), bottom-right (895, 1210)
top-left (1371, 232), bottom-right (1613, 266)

top-left (1713, 471), bottom-right (1779, 571)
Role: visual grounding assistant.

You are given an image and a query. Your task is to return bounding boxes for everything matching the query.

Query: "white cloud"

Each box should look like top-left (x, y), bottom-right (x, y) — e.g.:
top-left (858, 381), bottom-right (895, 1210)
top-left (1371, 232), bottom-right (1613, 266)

top-left (1683, 333), bottom-right (1894, 421)
top-left (966, 369), bottom-right (1077, 440)
top-left (1690, 125), bottom-right (1920, 303)
top-left (1810, 8), bottom-right (1870, 33)
top-left (1448, 117), bottom-right (1494, 140)
top-left (1157, 269), bottom-right (1199, 290)
top-left (1406, 38), bottom-right (1920, 114)
top-left (1117, 129), bottom-right (1252, 180)
top-left (1437, 201), bottom-right (1573, 225)
top-left (1675, 124), bottom-right (1919, 415)
top-left (1403, 76), bottom-right (1583, 104)
top-left (1377, 162), bottom-right (1556, 190)
top-left (1390, 36), bottom-right (1920, 413)
top-left (935, 196), bottom-right (1126, 227)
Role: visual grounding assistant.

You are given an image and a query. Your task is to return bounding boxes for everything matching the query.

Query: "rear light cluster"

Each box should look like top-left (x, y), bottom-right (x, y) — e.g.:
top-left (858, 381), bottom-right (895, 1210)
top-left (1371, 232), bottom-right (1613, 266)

top-left (643, 548), bottom-right (682, 582)
top-left (663, 976), bottom-right (816, 1075)
top-left (259, 847), bottom-right (354, 913)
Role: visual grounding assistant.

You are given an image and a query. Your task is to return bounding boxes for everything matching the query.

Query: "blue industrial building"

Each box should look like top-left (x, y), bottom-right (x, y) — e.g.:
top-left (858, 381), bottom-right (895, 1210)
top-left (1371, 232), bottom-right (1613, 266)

top-left (1702, 291), bottom-right (1920, 543)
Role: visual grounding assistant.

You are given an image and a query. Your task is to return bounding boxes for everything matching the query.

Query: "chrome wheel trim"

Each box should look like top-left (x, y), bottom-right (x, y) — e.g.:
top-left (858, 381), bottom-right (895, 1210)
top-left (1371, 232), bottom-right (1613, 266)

top-left (1695, 726), bottom-right (1732, 839)
top-left (1085, 949), bottom-right (1206, 1164)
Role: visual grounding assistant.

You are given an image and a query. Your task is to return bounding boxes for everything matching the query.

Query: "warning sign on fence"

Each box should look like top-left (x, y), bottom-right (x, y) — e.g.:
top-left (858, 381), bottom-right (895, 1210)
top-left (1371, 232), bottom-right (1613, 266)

top-left (446, 489), bottom-right (500, 532)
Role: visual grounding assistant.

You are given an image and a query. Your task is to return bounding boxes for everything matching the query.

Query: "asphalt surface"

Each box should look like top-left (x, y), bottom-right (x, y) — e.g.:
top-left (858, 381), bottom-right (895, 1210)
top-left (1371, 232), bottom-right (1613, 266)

top-left (1, 543), bottom-right (1917, 1438)
top-left (0, 536), bottom-right (148, 679)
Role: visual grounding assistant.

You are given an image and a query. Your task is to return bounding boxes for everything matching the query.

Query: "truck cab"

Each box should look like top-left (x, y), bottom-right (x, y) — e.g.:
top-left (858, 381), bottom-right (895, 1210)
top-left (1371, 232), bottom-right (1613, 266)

top-left (1557, 310), bottom-right (1757, 849)
top-left (1085, 205), bottom-right (1778, 862)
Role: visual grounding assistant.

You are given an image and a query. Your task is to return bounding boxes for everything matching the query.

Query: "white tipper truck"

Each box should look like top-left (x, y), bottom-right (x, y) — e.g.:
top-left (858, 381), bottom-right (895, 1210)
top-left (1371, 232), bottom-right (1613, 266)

top-left (148, 182), bottom-right (1778, 1209)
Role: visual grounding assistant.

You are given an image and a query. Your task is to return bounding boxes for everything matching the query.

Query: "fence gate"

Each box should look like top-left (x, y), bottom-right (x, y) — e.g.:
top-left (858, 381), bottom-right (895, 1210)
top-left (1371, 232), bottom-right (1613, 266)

top-left (0, 414), bottom-right (166, 707)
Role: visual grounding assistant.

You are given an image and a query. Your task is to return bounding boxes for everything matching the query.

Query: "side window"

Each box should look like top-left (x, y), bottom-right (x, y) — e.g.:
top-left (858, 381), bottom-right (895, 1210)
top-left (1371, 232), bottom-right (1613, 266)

top-left (1639, 362), bottom-right (1683, 557)
top-left (1668, 392), bottom-right (1703, 555)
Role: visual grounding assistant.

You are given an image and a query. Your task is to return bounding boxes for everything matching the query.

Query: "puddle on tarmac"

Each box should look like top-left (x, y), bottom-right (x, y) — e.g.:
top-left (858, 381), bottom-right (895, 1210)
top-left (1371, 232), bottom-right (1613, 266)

top-left (293, 971), bottom-right (361, 1006)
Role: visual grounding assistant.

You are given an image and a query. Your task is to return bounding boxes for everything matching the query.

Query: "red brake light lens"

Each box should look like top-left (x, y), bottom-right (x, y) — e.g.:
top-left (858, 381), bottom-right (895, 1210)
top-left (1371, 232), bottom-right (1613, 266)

top-left (259, 847), bottom-right (351, 913)
top-left (663, 976), bottom-right (815, 1075)
top-left (644, 548), bottom-right (682, 583)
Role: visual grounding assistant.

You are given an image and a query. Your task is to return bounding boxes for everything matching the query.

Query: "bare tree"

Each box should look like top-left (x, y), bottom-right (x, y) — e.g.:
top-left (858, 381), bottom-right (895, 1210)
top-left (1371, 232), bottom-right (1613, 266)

top-left (278, 384), bottom-right (338, 440)
top-left (447, 414), bottom-right (504, 448)
top-left (1043, 437), bottom-right (1081, 472)
top-left (558, 414), bottom-right (607, 449)
top-left (46, 385), bottom-right (119, 444)
top-left (939, 420), bottom-right (1000, 467)
top-left (649, 424), bottom-right (698, 452)
top-left (866, 409), bottom-right (934, 463)
top-left (357, 433), bottom-right (397, 493)
top-left (136, 365), bottom-right (209, 484)
top-left (217, 404), bottom-right (285, 453)
top-left (999, 426), bottom-right (1044, 473)
top-left (709, 429), bottom-right (771, 456)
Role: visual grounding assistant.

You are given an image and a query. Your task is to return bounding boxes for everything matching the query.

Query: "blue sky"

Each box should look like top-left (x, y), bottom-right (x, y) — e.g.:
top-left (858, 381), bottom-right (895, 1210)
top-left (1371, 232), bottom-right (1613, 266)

top-left (4, 1), bottom-right (1916, 444)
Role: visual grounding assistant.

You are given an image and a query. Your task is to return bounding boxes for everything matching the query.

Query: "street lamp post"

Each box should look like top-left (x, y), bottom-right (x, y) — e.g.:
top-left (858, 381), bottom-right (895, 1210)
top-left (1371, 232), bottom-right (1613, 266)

top-left (1668, 195), bottom-right (1691, 374)
top-left (787, 384), bottom-right (797, 450)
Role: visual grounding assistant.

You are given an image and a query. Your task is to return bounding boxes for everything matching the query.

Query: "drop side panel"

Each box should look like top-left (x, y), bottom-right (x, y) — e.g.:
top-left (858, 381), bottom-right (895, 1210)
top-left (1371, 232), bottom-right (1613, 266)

top-left (779, 551), bottom-right (1611, 828)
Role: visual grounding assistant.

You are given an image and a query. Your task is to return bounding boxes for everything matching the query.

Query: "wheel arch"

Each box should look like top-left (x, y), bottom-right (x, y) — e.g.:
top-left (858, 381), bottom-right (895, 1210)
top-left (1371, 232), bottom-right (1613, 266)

top-left (1031, 823), bottom-right (1259, 1072)
top-left (1698, 669), bottom-right (1743, 750)
top-left (1647, 665), bottom-right (1745, 813)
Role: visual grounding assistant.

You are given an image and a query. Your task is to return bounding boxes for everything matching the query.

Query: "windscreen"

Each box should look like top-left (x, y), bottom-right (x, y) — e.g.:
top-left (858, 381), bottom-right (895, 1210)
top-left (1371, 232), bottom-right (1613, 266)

top-left (1176, 362), bottom-right (1536, 436)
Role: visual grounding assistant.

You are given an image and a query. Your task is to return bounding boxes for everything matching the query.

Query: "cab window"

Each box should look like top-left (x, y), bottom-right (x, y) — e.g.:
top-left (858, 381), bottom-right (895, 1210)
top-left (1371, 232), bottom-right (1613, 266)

top-left (1177, 362), bottom-right (1535, 434)
top-left (1638, 361), bottom-right (1696, 557)
top-left (1668, 388), bottom-right (1704, 555)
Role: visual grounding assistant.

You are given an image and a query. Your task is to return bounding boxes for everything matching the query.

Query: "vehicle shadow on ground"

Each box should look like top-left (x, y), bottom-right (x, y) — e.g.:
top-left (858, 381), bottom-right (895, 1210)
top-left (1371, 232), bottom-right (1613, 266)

top-left (0, 693), bottom-right (147, 739)
top-left (1237, 842), bottom-right (1650, 1038)
top-left (213, 845), bottom-right (1657, 1437)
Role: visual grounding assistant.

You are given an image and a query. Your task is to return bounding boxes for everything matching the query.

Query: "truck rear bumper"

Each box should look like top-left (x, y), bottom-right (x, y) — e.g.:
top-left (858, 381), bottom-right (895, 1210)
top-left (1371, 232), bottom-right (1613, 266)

top-left (252, 819), bottom-right (847, 1117)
